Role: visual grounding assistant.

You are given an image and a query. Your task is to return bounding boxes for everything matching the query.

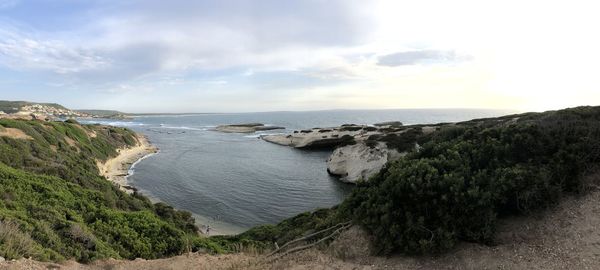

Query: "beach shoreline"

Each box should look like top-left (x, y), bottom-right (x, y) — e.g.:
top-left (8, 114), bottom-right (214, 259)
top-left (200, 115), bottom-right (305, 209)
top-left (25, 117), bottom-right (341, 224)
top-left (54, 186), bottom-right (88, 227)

top-left (97, 134), bottom-right (158, 193)
top-left (96, 132), bottom-right (244, 236)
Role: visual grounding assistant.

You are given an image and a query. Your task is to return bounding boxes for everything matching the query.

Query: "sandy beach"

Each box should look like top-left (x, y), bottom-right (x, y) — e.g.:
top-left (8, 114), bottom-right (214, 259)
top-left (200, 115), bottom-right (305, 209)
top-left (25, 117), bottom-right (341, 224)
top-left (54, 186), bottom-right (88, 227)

top-left (95, 134), bottom-right (240, 235)
top-left (97, 134), bottom-right (158, 193)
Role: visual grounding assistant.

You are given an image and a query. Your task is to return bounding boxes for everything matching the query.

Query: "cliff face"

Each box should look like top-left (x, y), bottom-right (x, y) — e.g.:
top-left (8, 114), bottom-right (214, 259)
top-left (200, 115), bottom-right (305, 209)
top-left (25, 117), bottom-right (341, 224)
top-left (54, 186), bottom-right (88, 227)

top-left (327, 143), bottom-right (404, 183)
top-left (262, 124), bottom-right (427, 183)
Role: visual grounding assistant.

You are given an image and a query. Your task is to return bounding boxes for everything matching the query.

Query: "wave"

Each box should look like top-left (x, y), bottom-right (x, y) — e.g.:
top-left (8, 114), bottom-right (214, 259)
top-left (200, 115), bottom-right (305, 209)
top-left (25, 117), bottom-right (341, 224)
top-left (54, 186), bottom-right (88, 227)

top-left (126, 151), bottom-right (160, 179)
top-left (244, 132), bottom-right (286, 138)
top-left (158, 126), bottom-right (210, 131)
top-left (79, 120), bottom-right (147, 127)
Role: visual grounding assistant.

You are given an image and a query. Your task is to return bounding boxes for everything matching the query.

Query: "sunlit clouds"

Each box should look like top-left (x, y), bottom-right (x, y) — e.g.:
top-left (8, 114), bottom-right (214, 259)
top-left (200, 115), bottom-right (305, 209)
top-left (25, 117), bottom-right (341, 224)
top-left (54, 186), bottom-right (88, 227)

top-left (0, 0), bottom-right (598, 112)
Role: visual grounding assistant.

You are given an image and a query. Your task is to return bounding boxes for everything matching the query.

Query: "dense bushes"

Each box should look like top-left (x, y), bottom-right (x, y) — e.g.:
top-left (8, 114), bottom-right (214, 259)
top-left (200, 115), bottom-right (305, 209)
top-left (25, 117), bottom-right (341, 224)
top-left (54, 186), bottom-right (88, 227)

top-left (0, 119), bottom-right (221, 262)
top-left (3, 106), bottom-right (600, 261)
top-left (341, 106), bottom-right (600, 254)
top-left (0, 156), bottom-right (216, 262)
top-left (0, 119), bottom-right (137, 188)
top-left (216, 208), bottom-right (342, 252)
top-left (367, 128), bottom-right (424, 152)
top-left (0, 220), bottom-right (45, 260)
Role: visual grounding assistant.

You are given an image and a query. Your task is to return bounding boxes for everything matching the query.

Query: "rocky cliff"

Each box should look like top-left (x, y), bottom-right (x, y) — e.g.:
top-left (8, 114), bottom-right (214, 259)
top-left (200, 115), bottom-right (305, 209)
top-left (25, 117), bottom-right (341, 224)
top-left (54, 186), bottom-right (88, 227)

top-left (262, 123), bottom-right (432, 183)
top-left (326, 142), bottom-right (405, 183)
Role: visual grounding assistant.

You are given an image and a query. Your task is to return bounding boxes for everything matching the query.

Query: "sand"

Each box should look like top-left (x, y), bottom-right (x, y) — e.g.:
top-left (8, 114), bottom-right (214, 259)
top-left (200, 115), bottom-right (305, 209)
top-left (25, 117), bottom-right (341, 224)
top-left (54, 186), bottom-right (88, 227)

top-left (97, 135), bottom-right (158, 193)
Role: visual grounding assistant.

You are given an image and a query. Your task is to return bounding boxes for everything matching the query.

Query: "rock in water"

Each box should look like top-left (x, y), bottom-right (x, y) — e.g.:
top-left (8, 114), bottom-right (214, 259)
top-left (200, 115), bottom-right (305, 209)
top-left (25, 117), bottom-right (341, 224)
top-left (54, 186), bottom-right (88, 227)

top-left (262, 127), bottom-right (366, 148)
top-left (374, 121), bottom-right (403, 127)
top-left (326, 142), bottom-right (403, 183)
top-left (215, 123), bottom-right (285, 133)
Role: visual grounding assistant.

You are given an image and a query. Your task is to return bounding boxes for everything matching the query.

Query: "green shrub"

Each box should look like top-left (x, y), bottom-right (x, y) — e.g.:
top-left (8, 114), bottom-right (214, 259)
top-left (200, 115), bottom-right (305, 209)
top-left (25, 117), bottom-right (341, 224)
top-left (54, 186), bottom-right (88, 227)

top-left (0, 120), bottom-right (226, 262)
top-left (0, 220), bottom-right (44, 260)
top-left (341, 106), bottom-right (600, 254)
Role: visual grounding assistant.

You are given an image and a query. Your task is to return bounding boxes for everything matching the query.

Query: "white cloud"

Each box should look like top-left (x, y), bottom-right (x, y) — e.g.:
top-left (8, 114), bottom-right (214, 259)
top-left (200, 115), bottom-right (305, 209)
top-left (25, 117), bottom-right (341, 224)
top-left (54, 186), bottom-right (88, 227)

top-left (0, 28), bottom-right (108, 74)
top-left (1, 0), bottom-right (600, 112)
top-left (377, 50), bottom-right (467, 66)
top-left (77, 0), bottom-right (375, 76)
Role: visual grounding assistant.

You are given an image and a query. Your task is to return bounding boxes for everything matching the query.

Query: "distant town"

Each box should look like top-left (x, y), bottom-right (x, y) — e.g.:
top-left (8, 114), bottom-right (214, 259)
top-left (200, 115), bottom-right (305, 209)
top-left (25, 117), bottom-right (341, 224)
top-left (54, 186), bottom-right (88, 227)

top-left (0, 101), bottom-right (131, 121)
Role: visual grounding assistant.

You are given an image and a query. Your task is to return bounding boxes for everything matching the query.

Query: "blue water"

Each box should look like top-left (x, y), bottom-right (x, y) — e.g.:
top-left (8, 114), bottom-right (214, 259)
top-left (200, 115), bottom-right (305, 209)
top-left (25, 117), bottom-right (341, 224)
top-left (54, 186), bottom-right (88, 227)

top-left (81, 109), bottom-right (513, 234)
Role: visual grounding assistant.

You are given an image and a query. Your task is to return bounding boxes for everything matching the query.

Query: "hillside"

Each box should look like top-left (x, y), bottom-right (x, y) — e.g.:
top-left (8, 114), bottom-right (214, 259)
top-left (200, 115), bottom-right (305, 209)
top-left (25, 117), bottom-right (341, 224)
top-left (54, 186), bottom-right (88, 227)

top-left (0, 119), bottom-right (225, 262)
top-left (76, 110), bottom-right (132, 119)
top-left (0, 101), bottom-right (68, 114)
top-left (0, 101), bottom-right (67, 112)
top-left (3, 164), bottom-right (600, 269)
top-left (2, 106), bottom-right (600, 268)
top-left (222, 106), bottom-right (600, 257)
top-left (340, 106), bottom-right (600, 254)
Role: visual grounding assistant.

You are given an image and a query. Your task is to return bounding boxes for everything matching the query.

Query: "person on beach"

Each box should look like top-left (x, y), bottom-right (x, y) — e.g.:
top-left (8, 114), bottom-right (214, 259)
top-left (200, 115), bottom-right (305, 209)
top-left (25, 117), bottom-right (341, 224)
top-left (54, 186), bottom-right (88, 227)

top-left (206, 225), bottom-right (210, 235)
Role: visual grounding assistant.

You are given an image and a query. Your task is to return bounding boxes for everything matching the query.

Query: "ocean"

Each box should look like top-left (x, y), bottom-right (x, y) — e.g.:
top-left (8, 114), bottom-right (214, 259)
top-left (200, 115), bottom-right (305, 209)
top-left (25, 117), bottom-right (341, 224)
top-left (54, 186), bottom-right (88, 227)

top-left (80, 109), bottom-right (514, 234)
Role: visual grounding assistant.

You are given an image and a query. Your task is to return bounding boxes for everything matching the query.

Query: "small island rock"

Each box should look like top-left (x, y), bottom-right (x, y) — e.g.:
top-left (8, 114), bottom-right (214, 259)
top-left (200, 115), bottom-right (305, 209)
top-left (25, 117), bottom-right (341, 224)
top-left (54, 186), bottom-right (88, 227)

top-left (215, 123), bottom-right (285, 133)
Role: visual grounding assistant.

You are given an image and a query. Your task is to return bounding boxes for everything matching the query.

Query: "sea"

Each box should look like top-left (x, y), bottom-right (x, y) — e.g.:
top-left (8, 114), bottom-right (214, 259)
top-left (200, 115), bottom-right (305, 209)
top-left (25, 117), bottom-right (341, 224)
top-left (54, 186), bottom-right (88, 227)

top-left (80, 109), bottom-right (514, 234)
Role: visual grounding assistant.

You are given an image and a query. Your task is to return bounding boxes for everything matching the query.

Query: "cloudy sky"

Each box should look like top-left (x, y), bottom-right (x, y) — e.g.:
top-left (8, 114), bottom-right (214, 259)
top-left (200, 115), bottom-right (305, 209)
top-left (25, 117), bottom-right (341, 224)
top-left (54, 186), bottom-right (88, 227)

top-left (0, 0), bottom-right (598, 113)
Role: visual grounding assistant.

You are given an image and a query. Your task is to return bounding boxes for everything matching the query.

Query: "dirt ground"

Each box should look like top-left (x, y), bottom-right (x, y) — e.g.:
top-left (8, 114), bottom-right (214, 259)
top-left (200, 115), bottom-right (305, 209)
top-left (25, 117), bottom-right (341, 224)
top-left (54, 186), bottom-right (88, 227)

top-left (2, 188), bottom-right (600, 270)
top-left (0, 128), bottom-right (32, 140)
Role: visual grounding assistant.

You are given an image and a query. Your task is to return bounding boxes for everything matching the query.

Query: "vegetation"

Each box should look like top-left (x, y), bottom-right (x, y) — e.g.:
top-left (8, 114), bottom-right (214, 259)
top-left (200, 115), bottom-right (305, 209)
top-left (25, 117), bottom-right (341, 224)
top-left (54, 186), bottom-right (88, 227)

top-left (366, 127), bottom-right (424, 152)
top-left (339, 125), bottom-right (363, 132)
top-left (0, 119), bottom-right (221, 262)
top-left (233, 106), bottom-right (600, 256)
top-left (3, 105), bottom-right (600, 262)
top-left (214, 208), bottom-right (343, 252)
top-left (340, 106), bottom-right (600, 254)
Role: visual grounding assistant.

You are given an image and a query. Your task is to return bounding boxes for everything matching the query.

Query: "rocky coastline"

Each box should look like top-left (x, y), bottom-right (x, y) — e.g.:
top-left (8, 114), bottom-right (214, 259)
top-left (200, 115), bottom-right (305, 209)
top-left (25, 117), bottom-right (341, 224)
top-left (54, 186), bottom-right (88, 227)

top-left (215, 123), bottom-right (285, 133)
top-left (261, 122), bottom-right (437, 183)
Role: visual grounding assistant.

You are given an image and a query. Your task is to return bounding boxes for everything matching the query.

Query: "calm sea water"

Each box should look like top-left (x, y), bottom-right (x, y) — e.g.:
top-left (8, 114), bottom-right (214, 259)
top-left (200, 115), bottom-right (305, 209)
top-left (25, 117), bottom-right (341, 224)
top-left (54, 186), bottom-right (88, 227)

top-left (81, 109), bottom-right (513, 234)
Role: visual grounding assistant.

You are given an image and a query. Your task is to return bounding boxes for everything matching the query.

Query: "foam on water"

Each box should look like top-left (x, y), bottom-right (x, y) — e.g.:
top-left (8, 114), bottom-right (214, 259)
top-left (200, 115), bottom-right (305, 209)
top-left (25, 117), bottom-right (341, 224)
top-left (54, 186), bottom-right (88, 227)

top-left (159, 126), bottom-right (207, 131)
top-left (126, 151), bottom-right (159, 179)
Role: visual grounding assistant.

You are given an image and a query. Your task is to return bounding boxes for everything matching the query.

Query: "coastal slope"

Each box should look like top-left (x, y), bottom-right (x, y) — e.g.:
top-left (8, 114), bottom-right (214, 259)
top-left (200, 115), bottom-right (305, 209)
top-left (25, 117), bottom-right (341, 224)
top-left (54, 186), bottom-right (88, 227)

top-left (3, 105), bottom-right (600, 269)
top-left (3, 185), bottom-right (600, 269)
top-left (0, 118), bottom-right (218, 262)
top-left (96, 135), bottom-right (158, 193)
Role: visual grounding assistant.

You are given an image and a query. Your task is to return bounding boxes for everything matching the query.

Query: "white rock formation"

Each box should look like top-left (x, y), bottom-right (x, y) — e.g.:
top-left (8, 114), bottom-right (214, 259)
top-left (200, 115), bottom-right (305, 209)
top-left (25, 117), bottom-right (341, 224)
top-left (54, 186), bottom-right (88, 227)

top-left (261, 124), bottom-right (424, 183)
top-left (327, 142), bottom-right (404, 183)
top-left (261, 126), bottom-right (375, 148)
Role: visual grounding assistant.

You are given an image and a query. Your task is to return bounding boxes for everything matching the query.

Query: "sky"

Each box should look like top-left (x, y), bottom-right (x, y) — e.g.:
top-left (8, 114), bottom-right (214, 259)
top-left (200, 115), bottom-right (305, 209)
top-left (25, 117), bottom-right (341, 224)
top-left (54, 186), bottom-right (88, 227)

top-left (0, 0), bottom-right (599, 113)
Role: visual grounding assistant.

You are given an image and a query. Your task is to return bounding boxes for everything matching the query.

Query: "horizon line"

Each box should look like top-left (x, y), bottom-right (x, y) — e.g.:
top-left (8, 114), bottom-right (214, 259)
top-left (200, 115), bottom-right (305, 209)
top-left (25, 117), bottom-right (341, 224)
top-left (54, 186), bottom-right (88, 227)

top-left (76, 107), bottom-right (521, 115)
